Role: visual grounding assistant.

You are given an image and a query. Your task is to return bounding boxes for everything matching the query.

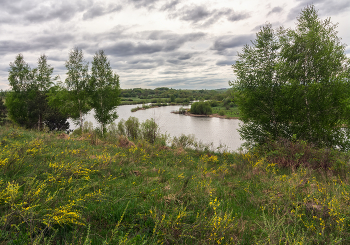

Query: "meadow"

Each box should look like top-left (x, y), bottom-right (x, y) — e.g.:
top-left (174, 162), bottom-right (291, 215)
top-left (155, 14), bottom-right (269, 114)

top-left (1, 125), bottom-right (350, 244)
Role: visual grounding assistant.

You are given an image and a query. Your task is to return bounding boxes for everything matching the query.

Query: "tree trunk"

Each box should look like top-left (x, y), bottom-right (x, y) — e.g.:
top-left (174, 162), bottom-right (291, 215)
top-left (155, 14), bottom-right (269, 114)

top-left (80, 110), bottom-right (83, 131)
top-left (38, 113), bottom-right (42, 131)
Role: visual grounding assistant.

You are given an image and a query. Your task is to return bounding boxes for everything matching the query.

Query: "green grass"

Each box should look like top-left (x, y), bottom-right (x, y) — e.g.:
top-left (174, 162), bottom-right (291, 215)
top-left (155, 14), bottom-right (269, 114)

top-left (211, 106), bottom-right (240, 118)
top-left (1, 126), bottom-right (350, 244)
top-left (120, 97), bottom-right (171, 105)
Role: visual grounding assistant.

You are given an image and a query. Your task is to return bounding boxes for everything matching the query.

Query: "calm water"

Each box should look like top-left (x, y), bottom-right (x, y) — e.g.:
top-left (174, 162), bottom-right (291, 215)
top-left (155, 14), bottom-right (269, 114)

top-left (69, 104), bottom-right (244, 152)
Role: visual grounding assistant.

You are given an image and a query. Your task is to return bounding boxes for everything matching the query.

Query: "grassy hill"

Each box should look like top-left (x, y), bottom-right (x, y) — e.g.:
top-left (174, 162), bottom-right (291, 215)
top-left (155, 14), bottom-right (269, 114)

top-left (1, 126), bottom-right (350, 244)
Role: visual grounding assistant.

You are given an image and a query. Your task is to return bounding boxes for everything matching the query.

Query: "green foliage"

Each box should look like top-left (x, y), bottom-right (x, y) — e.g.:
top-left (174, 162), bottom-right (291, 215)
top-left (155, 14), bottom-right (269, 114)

top-left (6, 54), bottom-right (66, 130)
top-left (2, 126), bottom-right (350, 243)
top-left (190, 101), bottom-right (212, 115)
top-left (117, 119), bottom-right (126, 136)
top-left (125, 116), bottom-right (140, 139)
top-left (218, 110), bottom-right (225, 116)
top-left (0, 99), bottom-right (6, 125)
top-left (233, 5), bottom-right (350, 149)
top-left (172, 134), bottom-right (197, 148)
top-left (43, 105), bottom-right (69, 132)
top-left (141, 118), bottom-right (159, 144)
top-left (6, 54), bottom-right (34, 127)
top-left (62, 48), bottom-right (91, 130)
top-left (257, 138), bottom-right (341, 170)
top-left (89, 50), bottom-right (121, 134)
top-left (208, 100), bottom-right (219, 107)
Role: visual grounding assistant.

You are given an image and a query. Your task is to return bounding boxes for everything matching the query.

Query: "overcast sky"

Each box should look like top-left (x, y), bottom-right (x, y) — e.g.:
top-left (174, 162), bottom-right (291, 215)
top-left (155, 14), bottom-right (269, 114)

top-left (1, 0), bottom-right (349, 90)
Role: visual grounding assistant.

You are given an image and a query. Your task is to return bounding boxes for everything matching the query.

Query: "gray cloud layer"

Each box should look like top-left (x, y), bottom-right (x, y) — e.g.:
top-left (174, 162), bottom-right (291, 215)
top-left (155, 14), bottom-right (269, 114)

top-left (0, 0), bottom-right (348, 90)
top-left (169, 4), bottom-right (250, 27)
top-left (287, 0), bottom-right (350, 20)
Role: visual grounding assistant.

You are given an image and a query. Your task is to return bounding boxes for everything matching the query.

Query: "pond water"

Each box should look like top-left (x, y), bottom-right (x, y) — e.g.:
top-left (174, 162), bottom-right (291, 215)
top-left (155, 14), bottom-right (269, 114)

top-left (69, 104), bottom-right (244, 152)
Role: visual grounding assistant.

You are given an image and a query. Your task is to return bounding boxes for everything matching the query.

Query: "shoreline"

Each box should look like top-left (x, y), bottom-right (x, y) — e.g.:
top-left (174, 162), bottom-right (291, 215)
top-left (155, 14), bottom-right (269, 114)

top-left (172, 111), bottom-right (240, 120)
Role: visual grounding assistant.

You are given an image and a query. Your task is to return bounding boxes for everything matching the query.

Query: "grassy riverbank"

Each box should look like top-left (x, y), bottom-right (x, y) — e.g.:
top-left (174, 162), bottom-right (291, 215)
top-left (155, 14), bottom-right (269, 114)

top-left (1, 126), bottom-right (350, 244)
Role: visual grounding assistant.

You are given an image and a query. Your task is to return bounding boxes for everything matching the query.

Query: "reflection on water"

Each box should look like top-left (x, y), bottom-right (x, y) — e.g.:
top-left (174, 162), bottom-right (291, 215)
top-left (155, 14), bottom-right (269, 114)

top-left (69, 104), bottom-right (244, 152)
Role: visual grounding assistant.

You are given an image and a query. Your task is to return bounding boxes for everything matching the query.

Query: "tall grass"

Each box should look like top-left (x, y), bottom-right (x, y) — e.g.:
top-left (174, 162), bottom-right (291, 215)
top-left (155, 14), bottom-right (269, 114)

top-left (1, 125), bottom-right (350, 244)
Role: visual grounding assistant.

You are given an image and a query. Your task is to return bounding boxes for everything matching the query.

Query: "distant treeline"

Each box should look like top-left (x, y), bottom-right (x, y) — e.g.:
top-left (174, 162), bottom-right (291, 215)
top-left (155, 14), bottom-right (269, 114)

top-left (120, 87), bottom-right (231, 101)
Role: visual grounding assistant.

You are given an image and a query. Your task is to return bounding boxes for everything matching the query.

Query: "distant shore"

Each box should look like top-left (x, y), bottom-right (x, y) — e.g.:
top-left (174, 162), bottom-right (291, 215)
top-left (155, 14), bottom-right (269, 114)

top-left (172, 111), bottom-right (240, 119)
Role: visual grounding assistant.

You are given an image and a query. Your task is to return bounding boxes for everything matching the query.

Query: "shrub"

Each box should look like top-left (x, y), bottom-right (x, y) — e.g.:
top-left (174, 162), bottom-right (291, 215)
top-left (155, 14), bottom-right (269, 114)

top-left (0, 99), bottom-right (7, 126)
top-left (172, 134), bottom-right (197, 148)
top-left (218, 110), bottom-right (225, 116)
top-left (125, 117), bottom-right (140, 139)
top-left (117, 119), bottom-right (126, 136)
top-left (141, 118), bottom-right (159, 143)
top-left (179, 107), bottom-right (187, 115)
top-left (83, 121), bottom-right (94, 133)
top-left (261, 138), bottom-right (341, 170)
top-left (209, 100), bottom-right (219, 107)
top-left (190, 102), bottom-right (212, 115)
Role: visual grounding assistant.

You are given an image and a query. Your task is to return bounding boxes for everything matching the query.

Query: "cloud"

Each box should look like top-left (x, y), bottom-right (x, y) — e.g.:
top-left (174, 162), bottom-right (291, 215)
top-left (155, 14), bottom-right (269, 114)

top-left (178, 53), bottom-right (192, 60)
top-left (0, 33), bottom-right (75, 55)
top-left (267, 6), bottom-right (283, 16)
top-left (169, 4), bottom-right (250, 27)
top-left (227, 11), bottom-right (250, 22)
top-left (83, 3), bottom-right (122, 20)
top-left (103, 32), bottom-right (205, 57)
top-left (0, 0), bottom-right (92, 24)
top-left (160, 0), bottom-right (180, 11)
top-left (211, 34), bottom-right (254, 55)
top-left (287, 0), bottom-right (350, 20)
top-left (124, 58), bottom-right (164, 69)
top-left (216, 60), bottom-right (235, 66)
top-left (251, 21), bottom-right (281, 32)
top-left (128, 0), bottom-right (160, 9)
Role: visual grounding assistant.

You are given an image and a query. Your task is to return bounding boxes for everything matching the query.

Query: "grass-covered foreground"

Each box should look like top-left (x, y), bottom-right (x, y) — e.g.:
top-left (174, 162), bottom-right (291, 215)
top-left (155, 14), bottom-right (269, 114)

top-left (1, 126), bottom-right (350, 244)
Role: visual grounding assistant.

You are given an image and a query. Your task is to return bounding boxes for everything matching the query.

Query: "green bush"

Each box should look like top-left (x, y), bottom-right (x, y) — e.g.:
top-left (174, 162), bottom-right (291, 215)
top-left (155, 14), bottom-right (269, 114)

top-left (125, 117), bottom-right (140, 139)
top-left (259, 138), bottom-right (344, 170)
top-left (209, 100), bottom-right (219, 107)
top-left (141, 118), bottom-right (159, 143)
top-left (190, 102), bottom-right (212, 115)
top-left (218, 110), bottom-right (225, 116)
top-left (172, 134), bottom-right (197, 148)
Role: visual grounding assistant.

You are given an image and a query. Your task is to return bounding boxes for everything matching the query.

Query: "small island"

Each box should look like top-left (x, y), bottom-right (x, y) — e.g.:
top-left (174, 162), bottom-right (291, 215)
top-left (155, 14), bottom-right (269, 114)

top-left (172, 101), bottom-right (240, 119)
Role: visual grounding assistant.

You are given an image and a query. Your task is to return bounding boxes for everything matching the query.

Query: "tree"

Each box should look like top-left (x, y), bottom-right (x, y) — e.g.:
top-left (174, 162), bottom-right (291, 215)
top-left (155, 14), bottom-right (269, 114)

top-left (232, 5), bottom-right (350, 149)
top-left (6, 54), bottom-right (37, 128)
top-left (64, 48), bottom-right (91, 130)
top-left (89, 50), bottom-right (120, 134)
top-left (7, 54), bottom-right (69, 130)
top-left (32, 54), bottom-right (55, 130)
top-left (278, 5), bottom-right (350, 149)
top-left (232, 24), bottom-right (286, 145)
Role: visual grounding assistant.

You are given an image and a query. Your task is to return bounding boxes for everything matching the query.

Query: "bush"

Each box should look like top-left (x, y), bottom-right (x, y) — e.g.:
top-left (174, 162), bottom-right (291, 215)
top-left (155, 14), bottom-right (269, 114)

top-left (125, 117), bottom-right (140, 139)
top-left (190, 102), bottom-right (212, 115)
top-left (218, 110), bottom-right (225, 116)
top-left (260, 138), bottom-right (342, 170)
top-left (0, 99), bottom-right (7, 126)
top-left (172, 134), bottom-right (197, 148)
top-left (117, 119), bottom-right (126, 136)
top-left (83, 121), bottom-right (93, 133)
top-left (179, 107), bottom-right (187, 115)
top-left (209, 100), bottom-right (219, 107)
top-left (141, 118), bottom-right (159, 143)
top-left (175, 98), bottom-right (184, 103)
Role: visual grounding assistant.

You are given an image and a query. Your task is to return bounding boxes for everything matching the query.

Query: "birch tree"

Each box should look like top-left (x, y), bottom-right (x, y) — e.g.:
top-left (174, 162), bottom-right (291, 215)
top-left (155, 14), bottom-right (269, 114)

top-left (64, 48), bottom-right (91, 130)
top-left (89, 50), bottom-right (120, 134)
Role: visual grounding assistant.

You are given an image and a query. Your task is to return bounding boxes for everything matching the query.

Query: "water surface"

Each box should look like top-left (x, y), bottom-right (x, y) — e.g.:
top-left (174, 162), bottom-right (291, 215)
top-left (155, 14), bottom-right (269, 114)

top-left (69, 105), bottom-right (244, 152)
